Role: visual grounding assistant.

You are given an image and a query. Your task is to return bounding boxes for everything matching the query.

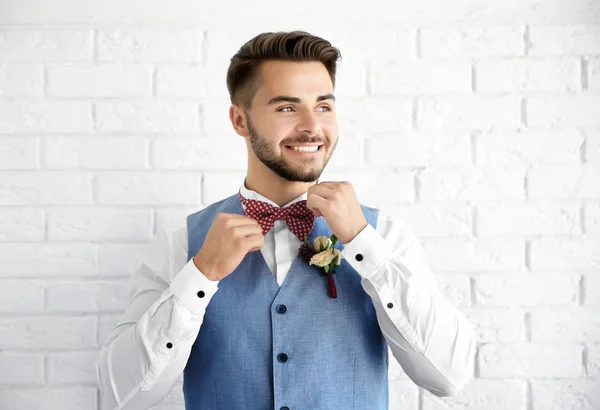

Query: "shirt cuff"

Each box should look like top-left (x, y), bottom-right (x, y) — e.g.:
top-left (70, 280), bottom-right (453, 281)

top-left (340, 223), bottom-right (393, 280)
top-left (169, 258), bottom-right (219, 316)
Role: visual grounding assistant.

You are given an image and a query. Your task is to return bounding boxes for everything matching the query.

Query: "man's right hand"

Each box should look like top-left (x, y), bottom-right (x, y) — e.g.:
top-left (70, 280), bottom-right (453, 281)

top-left (193, 213), bottom-right (264, 281)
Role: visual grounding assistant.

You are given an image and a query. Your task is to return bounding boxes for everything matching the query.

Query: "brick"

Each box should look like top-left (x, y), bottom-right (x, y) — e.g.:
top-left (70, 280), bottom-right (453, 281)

top-left (375, 202), bottom-right (472, 238)
top-left (203, 30), bottom-right (264, 65)
top-left (365, 131), bottom-right (471, 167)
top-left (98, 29), bottom-right (202, 62)
top-left (422, 379), bottom-right (526, 410)
top-left (424, 238), bottom-right (525, 273)
top-left (528, 165), bottom-right (600, 199)
top-left (0, 63), bottom-right (44, 97)
top-left (462, 308), bottom-right (526, 343)
top-left (322, 170), bottom-right (414, 203)
top-left (96, 172), bottom-right (201, 205)
top-left (0, 244), bottom-right (96, 277)
top-left (156, 207), bottom-right (200, 233)
top-left (477, 129), bottom-right (584, 166)
top-left (47, 351), bottom-right (98, 384)
top-left (96, 101), bottom-right (200, 133)
top-left (0, 209), bottom-right (44, 241)
top-left (0, 352), bottom-right (44, 385)
top-left (476, 59), bottom-right (580, 92)
top-left (586, 129), bottom-right (600, 163)
top-left (527, 95), bottom-right (600, 127)
top-left (0, 280), bottom-right (44, 312)
top-left (336, 98), bottom-right (413, 133)
top-left (588, 57), bottom-right (600, 90)
top-left (432, 273), bottom-right (471, 307)
top-left (589, 343), bottom-right (600, 377)
top-left (0, 137), bottom-right (40, 169)
top-left (97, 244), bottom-right (146, 276)
top-left (151, 136), bottom-right (246, 170)
top-left (334, 62), bottom-right (367, 97)
top-left (202, 171), bottom-right (254, 205)
top-left (531, 380), bottom-right (600, 410)
top-left (0, 316), bottom-right (96, 349)
top-left (531, 308), bottom-right (600, 341)
top-left (0, 172), bottom-right (93, 205)
top-left (420, 26), bottom-right (524, 58)
top-left (201, 99), bottom-right (235, 135)
top-left (478, 343), bottom-right (582, 378)
top-left (0, 388), bottom-right (97, 410)
top-left (47, 208), bottom-right (153, 241)
top-left (370, 61), bottom-right (470, 95)
top-left (0, 101), bottom-right (93, 133)
top-left (44, 136), bottom-right (148, 169)
top-left (46, 63), bottom-right (152, 97)
top-left (0, 30), bottom-right (92, 62)
top-left (474, 273), bottom-right (579, 306)
top-left (477, 202), bottom-right (579, 235)
top-left (529, 25), bottom-right (600, 55)
top-left (322, 135), bottom-right (363, 169)
top-left (419, 166), bottom-right (526, 201)
top-left (530, 236), bottom-right (600, 270)
top-left (46, 280), bottom-right (128, 313)
top-left (156, 65), bottom-right (209, 98)
top-left (417, 96), bottom-right (520, 130)
top-left (586, 274), bottom-right (600, 306)
top-left (313, 29), bottom-right (413, 63)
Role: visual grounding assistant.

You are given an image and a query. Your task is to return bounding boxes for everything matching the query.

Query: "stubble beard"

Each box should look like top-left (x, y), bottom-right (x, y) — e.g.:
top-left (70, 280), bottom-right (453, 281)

top-left (246, 116), bottom-right (337, 183)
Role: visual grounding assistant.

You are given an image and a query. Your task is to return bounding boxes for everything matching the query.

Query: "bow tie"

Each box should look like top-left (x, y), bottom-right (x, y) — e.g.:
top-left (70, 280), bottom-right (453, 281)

top-left (237, 191), bottom-right (316, 241)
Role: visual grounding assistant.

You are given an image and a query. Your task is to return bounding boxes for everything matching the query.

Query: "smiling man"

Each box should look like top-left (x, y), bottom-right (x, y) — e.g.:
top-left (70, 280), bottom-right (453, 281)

top-left (97, 31), bottom-right (477, 410)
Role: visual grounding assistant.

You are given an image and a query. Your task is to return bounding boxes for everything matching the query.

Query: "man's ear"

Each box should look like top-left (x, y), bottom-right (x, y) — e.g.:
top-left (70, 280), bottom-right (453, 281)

top-left (229, 104), bottom-right (249, 137)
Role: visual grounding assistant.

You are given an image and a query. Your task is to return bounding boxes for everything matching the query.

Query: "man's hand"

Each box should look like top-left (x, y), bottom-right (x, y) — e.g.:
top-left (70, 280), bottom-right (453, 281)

top-left (306, 181), bottom-right (368, 244)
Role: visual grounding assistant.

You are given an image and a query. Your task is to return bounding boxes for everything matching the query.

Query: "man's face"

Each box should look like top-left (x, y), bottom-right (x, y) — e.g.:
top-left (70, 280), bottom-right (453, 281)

top-left (242, 60), bottom-right (339, 183)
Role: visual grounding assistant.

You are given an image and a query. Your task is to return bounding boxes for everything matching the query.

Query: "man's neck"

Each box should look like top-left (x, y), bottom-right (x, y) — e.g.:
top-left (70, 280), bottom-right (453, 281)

top-left (244, 173), bottom-right (317, 207)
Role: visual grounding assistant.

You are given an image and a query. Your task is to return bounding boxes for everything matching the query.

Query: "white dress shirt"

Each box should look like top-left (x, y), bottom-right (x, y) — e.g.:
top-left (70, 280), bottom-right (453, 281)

top-left (96, 182), bottom-right (477, 410)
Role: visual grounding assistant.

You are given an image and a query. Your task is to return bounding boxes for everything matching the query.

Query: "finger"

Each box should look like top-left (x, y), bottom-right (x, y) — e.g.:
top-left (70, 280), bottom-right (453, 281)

top-left (308, 183), bottom-right (336, 199)
top-left (245, 233), bottom-right (265, 252)
top-left (232, 224), bottom-right (264, 238)
top-left (221, 214), bottom-right (261, 227)
top-left (306, 193), bottom-right (328, 216)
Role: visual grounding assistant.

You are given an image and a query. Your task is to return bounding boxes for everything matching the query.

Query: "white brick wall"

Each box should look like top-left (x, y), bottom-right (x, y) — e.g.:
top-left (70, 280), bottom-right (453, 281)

top-left (0, 0), bottom-right (599, 409)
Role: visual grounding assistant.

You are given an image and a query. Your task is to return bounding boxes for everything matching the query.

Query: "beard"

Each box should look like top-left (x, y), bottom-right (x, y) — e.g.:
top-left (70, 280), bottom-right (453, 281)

top-left (246, 115), bottom-right (337, 183)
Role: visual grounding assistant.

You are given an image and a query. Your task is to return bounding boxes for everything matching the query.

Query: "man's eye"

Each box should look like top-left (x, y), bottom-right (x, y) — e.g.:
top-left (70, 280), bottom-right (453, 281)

top-left (318, 105), bottom-right (331, 112)
top-left (278, 106), bottom-right (293, 112)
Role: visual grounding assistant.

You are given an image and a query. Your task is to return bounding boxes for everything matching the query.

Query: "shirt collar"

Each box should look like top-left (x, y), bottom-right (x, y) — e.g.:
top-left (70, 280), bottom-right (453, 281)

top-left (239, 178), bottom-right (315, 208)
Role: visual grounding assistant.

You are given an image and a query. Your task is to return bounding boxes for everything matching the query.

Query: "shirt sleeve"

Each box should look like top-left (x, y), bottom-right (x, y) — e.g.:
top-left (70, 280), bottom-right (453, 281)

top-left (96, 226), bottom-right (219, 410)
top-left (340, 212), bottom-right (477, 397)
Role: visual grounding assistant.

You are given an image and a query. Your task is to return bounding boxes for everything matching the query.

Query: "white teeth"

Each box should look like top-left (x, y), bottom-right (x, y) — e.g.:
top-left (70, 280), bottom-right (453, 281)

top-left (289, 146), bottom-right (319, 152)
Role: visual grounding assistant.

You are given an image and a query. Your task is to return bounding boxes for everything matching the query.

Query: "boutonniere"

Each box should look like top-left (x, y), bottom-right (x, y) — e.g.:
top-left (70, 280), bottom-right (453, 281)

top-left (298, 234), bottom-right (342, 298)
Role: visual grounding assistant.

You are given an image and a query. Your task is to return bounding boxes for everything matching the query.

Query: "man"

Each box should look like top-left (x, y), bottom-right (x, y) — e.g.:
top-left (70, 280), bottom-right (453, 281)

top-left (97, 31), bottom-right (477, 410)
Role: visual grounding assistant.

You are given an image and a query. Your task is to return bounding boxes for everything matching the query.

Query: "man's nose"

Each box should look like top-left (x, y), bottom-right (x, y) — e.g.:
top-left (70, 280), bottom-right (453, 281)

top-left (296, 111), bottom-right (322, 136)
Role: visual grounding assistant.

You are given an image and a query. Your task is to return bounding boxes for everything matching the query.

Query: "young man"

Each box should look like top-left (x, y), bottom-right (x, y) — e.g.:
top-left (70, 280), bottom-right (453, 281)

top-left (97, 31), bottom-right (476, 410)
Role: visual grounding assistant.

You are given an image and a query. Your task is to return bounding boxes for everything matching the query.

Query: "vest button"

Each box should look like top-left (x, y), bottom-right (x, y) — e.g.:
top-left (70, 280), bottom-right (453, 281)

top-left (276, 304), bottom-right (287, 314)
top-left (277, 353), bottom-right (288, 363)
top-left (355, 253), bottom-right (363, 261)
top-left (281, 407), bottom-right (290, 410)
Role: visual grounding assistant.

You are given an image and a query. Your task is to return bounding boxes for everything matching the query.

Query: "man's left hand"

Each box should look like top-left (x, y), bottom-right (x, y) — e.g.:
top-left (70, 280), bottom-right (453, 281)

top-left (306, 181), bottom-right (368, 245)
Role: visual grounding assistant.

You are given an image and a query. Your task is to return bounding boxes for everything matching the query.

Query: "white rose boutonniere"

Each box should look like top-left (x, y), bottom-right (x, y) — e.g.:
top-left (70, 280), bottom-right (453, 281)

top-left (298, 234), bottom-right (342, 298)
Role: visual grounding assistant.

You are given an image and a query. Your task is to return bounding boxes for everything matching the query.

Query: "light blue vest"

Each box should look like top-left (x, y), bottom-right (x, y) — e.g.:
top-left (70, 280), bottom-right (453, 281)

top-left (183, 193), bottom-right (389, 410)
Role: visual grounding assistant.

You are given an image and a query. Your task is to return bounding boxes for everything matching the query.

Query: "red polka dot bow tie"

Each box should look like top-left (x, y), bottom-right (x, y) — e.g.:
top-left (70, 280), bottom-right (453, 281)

top-left (237, 191), bottom-right (316, 241)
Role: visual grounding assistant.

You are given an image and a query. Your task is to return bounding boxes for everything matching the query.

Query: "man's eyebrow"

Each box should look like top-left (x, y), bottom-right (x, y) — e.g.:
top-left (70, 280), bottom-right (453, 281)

top-left (266, 94), bottom-right (336, 105)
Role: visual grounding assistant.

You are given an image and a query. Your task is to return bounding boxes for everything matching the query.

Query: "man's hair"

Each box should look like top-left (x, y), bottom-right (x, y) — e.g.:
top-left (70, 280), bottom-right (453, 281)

top-left (226, 31), bottom-right (342, 109)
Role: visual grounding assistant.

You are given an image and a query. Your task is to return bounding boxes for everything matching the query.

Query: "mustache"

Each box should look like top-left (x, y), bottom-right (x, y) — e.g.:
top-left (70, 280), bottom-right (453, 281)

top-left (283, 137), bottom-right (325, 145)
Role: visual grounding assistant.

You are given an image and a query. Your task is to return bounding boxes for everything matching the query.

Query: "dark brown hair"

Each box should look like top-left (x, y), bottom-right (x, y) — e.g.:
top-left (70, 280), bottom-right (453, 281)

top-left (226, 31), bottom-right (342, 109)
